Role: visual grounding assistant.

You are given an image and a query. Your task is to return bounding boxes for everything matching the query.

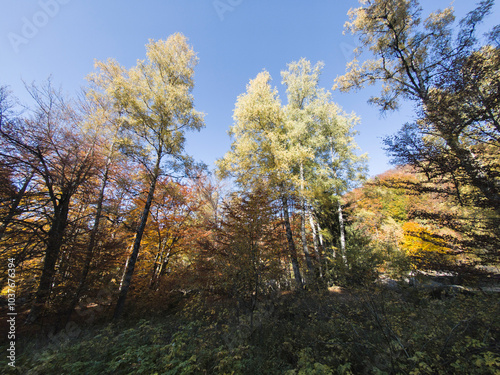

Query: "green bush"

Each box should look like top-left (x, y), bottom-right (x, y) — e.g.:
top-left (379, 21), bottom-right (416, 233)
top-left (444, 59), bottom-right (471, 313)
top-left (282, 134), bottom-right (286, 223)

top-left (328, 227), bottom-right (385, 287)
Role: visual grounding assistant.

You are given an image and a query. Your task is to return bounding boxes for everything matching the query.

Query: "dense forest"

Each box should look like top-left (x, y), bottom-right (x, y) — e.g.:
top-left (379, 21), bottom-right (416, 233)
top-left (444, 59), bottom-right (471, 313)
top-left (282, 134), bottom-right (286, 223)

top-left (1, 0), bottom-right (499, 374)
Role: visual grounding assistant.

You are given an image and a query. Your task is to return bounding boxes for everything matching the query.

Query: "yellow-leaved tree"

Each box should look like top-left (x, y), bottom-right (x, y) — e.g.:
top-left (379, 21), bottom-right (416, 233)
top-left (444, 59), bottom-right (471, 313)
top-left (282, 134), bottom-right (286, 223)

top-left (401, 222), bottom-right (452, 270)
top-left (89, 33), bottom-right (204, 319)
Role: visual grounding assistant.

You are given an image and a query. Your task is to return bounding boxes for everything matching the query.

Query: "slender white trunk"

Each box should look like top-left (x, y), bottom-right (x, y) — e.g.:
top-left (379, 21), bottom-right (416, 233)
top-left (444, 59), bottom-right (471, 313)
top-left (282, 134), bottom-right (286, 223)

top-left (331, 139), bottom-right (346, 265)
top-left (299, 163), bottom-right (314, 277)
top-left (317, 222), bottom-right (325, 254)
top-left (338, 200), bottom-right (347, 266)
top-left (308, 211), bottom-right (322, 278)
top-left (281, 193), bottom-right (303, 289)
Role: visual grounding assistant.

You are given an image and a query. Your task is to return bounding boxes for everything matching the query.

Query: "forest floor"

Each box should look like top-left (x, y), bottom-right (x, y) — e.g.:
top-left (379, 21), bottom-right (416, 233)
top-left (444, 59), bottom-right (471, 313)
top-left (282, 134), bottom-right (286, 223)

top-left (1, 276), bottom-right (500, 374)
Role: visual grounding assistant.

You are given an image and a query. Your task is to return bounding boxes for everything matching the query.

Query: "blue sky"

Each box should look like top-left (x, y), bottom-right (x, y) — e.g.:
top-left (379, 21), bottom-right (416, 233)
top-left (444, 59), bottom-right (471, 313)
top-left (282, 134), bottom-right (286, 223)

top-left (1, 0), bottom-right (498, 177)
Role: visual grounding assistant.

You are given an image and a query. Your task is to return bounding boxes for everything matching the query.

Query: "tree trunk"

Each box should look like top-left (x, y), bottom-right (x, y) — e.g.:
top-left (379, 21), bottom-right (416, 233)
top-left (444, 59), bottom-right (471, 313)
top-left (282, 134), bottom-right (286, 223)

top-left (300, 209), bottom-right (315, 271)
top-left (316, 220), bottom-right (331, 280)
top-left (149, 252), bottom-right (162, 289)
top-left (113, 155), bottom-right (161, 320)
top-left (308, 212), bottom-right (322, 278)
top-left (299, 164), bottom-right (315, 280)
top-left (338, 200), bottom-right (347, 266)
top-left (27, 193), bottom-right (71, 324)
top-left (65, 156), bottom-right (112, 323)
top-left (149, 244), bottom-right (172, 291)
top-left (316, 221), bottom-right (327, 258)
top-left (281, 194), bottom-right (303, 289)
top-left (446, 136), bottom-right (500, 216)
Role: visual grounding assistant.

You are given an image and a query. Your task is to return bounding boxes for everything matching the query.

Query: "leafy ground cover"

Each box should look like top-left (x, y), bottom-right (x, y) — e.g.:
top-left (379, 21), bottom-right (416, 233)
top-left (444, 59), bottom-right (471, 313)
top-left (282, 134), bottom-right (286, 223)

top-left (2, 285), bottom-right (499, 374)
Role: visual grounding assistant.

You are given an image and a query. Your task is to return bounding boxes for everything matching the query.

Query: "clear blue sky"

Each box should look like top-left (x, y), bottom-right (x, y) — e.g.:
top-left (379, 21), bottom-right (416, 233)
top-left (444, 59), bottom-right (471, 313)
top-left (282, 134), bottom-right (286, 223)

top-left (1, 1), bottom-right (498, 177)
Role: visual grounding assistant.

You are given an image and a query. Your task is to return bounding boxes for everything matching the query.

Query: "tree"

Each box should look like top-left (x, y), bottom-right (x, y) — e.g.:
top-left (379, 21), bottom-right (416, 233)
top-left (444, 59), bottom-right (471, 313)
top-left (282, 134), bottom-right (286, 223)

top-left (281, 59), bottom-right (325, 283)
top-left (0, 81), bottom-right (98, 323)
top-left (335, 0), bottom-right (500, 216)
top-left (89, 33), bottom-right (204, 319)
top-left (281, 59), bottom-right (367, 275)
top-left (200, 183), bottom-right (285, 322)
top-left (0, 86), bottom-right (32, 243)
top-left (219, 60), bottom-right (367, 289)
top-left (217, 71), bottom-right (304, 289)
top-left (142, 178), bottom-right (200, 291)
top-left (62, 84), bottom-right (127, 322)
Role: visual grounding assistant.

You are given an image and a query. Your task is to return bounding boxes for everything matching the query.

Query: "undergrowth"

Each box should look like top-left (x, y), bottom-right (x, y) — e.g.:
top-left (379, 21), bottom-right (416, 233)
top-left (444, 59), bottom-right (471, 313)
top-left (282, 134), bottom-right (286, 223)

top-left (1, 287), bottom-right (499, 374)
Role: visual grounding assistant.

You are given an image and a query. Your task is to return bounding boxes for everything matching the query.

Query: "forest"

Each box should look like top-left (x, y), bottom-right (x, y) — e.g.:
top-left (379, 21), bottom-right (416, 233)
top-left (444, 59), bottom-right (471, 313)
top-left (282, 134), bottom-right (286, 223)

top-left (1, 0), bottom-right (499, 374)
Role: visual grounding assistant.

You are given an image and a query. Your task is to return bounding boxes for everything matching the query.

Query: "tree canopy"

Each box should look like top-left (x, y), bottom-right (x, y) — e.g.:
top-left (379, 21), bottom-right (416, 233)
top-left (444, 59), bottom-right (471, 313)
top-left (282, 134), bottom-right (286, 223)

top-left (2, 4), bottom-right (500, 373)
top-left (335, 0), bottom-right (500, 226)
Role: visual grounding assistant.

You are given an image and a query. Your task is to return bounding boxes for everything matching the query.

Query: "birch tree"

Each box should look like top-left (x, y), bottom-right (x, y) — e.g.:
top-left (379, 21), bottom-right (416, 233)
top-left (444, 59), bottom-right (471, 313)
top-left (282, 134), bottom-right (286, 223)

top-left (282, 59), bottom-right (367, 272)
top-left (217, 71), bottom-right (304, 289)
top-left (281, 59), bottom-right (323, 282)
top-left (219, 61), bottom-right (367, 289)
top-left (89, 33), bottom-right (204, 319)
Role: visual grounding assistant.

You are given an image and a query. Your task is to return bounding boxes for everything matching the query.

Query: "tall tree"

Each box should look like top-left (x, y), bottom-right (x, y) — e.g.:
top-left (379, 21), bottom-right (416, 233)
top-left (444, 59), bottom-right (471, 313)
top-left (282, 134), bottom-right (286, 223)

top-left (334, 0), bottom-right (500, 215)
top-left (89, 33), bottom-right (204, 319)
top-left (282, 59), bottom-right (367, 273)
top-left (63, 86), bottom-right (126, 322)
top-left (313, 100), bottom-right (368, 265)
top-left (281, 59), bottom-right (322, 282)
top-left (219, 61), bottom-right (367, 289)
top-left (1, 81), bottom-right (98, 323)
top-left (217, 71), bottom-right (304, 289)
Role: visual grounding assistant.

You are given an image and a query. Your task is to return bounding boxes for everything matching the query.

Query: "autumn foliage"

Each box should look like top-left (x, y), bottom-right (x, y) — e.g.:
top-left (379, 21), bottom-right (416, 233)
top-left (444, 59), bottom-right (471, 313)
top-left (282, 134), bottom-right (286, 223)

top-left (1, 0), bottom-right (500, 371)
